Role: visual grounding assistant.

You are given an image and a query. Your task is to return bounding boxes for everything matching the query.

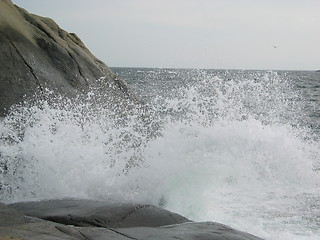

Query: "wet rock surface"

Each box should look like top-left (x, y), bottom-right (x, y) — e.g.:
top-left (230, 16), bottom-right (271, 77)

top-left (0, 199), bottom-right (264, 240)
top-left (10, 199), bottom-right (191, 228)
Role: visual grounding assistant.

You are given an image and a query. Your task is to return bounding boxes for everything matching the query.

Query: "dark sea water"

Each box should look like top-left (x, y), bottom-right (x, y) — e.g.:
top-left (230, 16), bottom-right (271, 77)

top-left (0, 68), bottom-right (319, 240)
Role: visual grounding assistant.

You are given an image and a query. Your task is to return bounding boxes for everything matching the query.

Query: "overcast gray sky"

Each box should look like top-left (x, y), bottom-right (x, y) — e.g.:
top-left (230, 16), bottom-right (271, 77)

top-left (13, 0), bottom-right (320, 70)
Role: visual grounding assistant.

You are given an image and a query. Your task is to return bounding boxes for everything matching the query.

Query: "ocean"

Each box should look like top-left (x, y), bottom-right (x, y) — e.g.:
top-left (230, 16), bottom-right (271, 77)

top-left (0, 68), bottom-right (319, 239)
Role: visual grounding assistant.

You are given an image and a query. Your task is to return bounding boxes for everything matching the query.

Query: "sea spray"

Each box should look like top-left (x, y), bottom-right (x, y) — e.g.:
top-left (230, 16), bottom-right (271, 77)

top-left (0, 86), bottom-right (153, 202)
top-left (0, 69), bottom-right (319, 239)
top-left (122, 69), bottom-right (320, 239)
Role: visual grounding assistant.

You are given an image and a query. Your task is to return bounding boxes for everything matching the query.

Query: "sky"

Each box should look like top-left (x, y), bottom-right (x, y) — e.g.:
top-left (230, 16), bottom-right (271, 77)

top-left (13, 0), bottom-right (320, 70)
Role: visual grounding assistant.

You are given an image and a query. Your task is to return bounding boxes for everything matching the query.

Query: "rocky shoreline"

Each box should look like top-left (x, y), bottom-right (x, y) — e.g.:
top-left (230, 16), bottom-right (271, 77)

top-left (1, 199), bottom-right (264, 240)
top-left (0, 1), bottom-right (264, 239)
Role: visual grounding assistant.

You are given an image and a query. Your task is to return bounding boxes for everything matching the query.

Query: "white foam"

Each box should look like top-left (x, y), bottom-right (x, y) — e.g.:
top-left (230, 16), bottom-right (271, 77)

top-left (0, 71), bottom-right (319, 239)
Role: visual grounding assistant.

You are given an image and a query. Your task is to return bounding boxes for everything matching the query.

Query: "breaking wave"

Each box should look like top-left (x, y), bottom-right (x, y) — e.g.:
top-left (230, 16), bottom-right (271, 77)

top-left (0, 70), bottom-right (319, 239)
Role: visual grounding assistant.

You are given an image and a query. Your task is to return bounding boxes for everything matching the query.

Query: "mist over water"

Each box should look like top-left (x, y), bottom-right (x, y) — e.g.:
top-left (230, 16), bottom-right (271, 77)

top-left (0, 69), bottom-right (319, 239)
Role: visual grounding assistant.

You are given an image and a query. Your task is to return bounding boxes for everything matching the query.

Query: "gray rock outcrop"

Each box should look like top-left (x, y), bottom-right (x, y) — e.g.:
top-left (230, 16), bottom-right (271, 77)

top-left (0, 0), bottom-right (136, 116)
top-left (10, 199), bottom-right (191, 228)
top-left (0, 199), bottom-right (264, 240)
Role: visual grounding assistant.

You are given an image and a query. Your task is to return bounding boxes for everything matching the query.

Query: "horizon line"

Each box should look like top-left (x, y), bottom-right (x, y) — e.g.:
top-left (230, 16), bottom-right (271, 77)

top-left (110, 66), bottom-right (319, 72)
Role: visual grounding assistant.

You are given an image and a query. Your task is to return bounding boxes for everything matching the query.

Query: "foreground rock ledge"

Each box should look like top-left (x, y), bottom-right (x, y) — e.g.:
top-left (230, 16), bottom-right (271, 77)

top-left (0, 199), bottom-right (264, 240)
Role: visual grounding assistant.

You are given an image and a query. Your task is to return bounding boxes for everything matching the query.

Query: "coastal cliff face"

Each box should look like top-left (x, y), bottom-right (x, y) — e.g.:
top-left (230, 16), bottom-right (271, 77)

top-left (0, 0), bottom-right (135, 116)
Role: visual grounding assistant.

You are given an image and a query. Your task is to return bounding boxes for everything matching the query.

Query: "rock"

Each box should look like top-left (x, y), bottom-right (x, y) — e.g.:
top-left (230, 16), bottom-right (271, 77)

top-left (0, 0), bottom-right (137, 116)
top-left (0, 219), bottom-right (130, 240)
top-left (0, 203), bottom-right (26, 227)
top-left (117, 222), bottom-right (264, 240)
top-left (0, 220), bottom-right (80, 240)
top-left (2, 199), bottom-right (265, 240)
top-left (10, 199), bottom-right (191, 228)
